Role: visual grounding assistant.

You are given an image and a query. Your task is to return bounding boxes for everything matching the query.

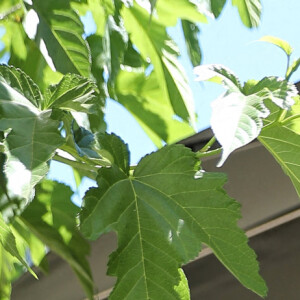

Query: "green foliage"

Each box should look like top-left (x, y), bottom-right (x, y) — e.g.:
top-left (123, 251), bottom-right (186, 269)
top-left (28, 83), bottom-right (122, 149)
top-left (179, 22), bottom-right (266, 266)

top-left (80, 140), bottom-right (266, 298)
top-left (21, 180), bottom-right (94, 298)
top-left (2, 0), bottom-right (300, 299)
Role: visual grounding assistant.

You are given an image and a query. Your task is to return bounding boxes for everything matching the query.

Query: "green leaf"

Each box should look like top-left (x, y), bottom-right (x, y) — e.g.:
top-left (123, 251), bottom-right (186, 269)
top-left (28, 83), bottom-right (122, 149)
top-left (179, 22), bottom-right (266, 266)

top-left (116, 68), bottom-right (195, 146)
top-left (8, 37), bottom-right (63, 93)
top-left (211, 91), bottom-right (269, 166)
top-left (154, 0), bottom-right (208, 26)
top-left (246, 76), bottom-right (297, 110)
top-left (260, 35), bottom-right (293, 56)
top-left (122, 3), bottom-right (196, 127)
top-left (194, 64), bottom-right (242, 91)
top-left (71, 0), bottom-right (107, 36)
top-left (259, 125), bottom-right (300, 198)
top-left (0, 66), bottom-right (63, 201)
top-left (174, 269), bottom-right (190, 300)
top-left (21, 180), bottom-right (94, 299)
top-left (103, 15), bottom-right (128, 83)
top-left (80, 144), bottom-right (267, 298)
top-left (0, 213), bottom-right (36, 278)
top-left (12, 218), bottom-right (47, 271)
top-left (232, 0), bottom-right (261, 28)
top-left (211, 0), bottom-right (226, 18)
top-left (0, 64), bottom-right (43, 109)
top-left (286, 57), bottom-right (300, 80)
top-left (44, 74), bottom-right (103, 113)
top-left (181, 20), bottom-right (202, 67)
top-left (23, 0), bottom-right (91, 77)
top-left (95, 133), bottom-right (130, 175)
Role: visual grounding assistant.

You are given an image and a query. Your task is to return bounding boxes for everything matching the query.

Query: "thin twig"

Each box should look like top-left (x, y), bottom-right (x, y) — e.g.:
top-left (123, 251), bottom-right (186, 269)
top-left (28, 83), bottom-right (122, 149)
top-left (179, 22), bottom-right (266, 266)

top-left (199, 136), bottom-right (216, 153)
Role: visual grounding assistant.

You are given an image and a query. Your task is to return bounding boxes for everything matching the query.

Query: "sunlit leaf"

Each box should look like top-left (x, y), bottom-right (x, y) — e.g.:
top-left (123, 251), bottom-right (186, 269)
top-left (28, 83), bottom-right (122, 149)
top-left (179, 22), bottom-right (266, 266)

top-left (116, 68), bottom-right (195, 146)
top-left (0, 213), bottom-right (36, 278)
top-left (232, 0), bottom-right (261, 28)
top-left (80, 142), bottom-right (267, 298)
top-left (246, 76), bottom-right (297, 109)
top-left (260, 35), bottom-right (293, 56)
top-left (21, 180), bottom-right (94, 299)
top-left (211, 91), bottom-right (269, 166)
top-left (194, 64), bottom-right (242, 91)
top-left (23, 0), bottom-right (91, 76)
top-left (0, 66), bottom-right (63, 201)
top-left (122, 3), bottom-right (196, 126)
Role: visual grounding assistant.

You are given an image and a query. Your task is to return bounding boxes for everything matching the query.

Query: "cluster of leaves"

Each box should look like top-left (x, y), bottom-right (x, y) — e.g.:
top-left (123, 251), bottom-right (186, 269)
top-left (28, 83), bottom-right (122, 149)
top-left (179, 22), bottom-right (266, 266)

top-left (0, 0), bottom-right (300, 300)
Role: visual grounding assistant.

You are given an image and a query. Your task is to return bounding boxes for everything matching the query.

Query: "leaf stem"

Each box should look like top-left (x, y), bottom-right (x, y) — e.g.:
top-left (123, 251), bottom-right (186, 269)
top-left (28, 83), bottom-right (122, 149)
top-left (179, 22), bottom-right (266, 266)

top-left (275, 109), bottom-right (287, 123)
top-left (285, 54), bottom-right (291, 79)
top-left (200, 136), bottom-right (216, 152)
top-left (53, 154), bottom-right (98, 180)
top-left (0, 4), bottom-right (22, 21)
top-left (196, 148), bottom-right (222, 159)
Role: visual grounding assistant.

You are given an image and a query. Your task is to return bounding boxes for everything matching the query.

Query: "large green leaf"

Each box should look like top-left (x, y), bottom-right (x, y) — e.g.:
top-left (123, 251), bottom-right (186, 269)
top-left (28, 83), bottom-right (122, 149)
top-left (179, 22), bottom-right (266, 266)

top-left (80, 142), bottom-right (267, 299)
top-left (116, 68), bottom-right (194, 146)
top-left (0, 67), bottom-right (63, 201)
top-left (23, 0), bottom-right (91, 77)
top-left (259, 125), bottom-right (300, 197)
top-left (21, 180), bottom-right (94, 299)
top-left (122, 3), bottom-right (196, 126)
top-left (232, 0), bottom-right (261, 28)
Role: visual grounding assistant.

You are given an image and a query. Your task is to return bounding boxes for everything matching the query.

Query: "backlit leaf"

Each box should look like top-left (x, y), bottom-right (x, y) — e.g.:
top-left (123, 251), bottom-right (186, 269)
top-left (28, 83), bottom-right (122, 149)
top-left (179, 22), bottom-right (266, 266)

top-left (246, 76), bottom-right (297, 109)
top-left (23, 0), bottom-right (91, 76)
top-left (122, 2), bottom-right (196, 127)
top-left (260, 35), bottom-right (293, 56)
top-left (116, 68), bottom-right (195, 146)
top-left (0, 213), bottom-right (36, 278)
top-left (21, 180), bottom-right (94, 299)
